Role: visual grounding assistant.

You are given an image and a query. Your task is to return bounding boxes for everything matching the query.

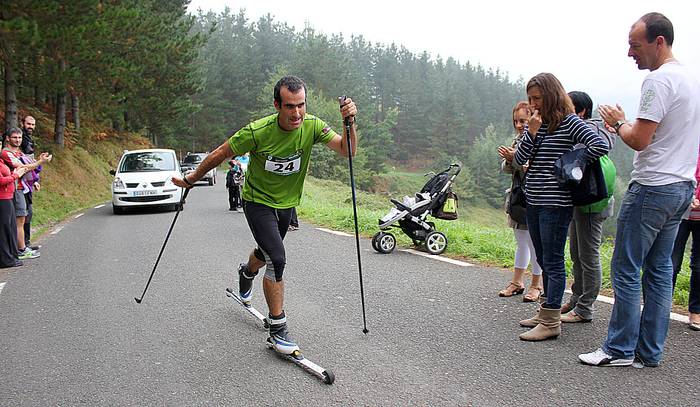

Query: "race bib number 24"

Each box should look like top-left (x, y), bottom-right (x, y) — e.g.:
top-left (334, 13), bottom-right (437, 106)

top-left (264, 151), bottom-right (302, 176)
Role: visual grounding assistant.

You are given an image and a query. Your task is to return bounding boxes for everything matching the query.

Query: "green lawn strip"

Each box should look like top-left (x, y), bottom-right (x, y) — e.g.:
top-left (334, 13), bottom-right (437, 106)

top-left (298, 176), bottom-right (691, 308)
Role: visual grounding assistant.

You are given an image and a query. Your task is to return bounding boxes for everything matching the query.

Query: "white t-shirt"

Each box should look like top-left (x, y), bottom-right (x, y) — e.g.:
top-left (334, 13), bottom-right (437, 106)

top-left (631, 61), bottom-right (700, 186)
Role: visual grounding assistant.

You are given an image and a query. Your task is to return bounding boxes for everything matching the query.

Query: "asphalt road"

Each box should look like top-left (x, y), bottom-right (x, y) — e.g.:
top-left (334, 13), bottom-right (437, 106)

top-left (1, 182), bottom-right (698, 406)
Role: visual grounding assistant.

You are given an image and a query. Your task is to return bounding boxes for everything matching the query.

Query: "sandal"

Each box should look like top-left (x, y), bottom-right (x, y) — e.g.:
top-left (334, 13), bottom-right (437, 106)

top-left (498, 282), bottom-right (525, 297)
top-left (523, 286), bottom-right (543, 303)
top-left (560, 303), bottom-right (574, 314)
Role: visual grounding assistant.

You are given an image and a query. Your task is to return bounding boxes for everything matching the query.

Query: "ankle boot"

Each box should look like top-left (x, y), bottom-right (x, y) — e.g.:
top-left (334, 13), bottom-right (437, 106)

top-left (519, 307), bottom-right (542, 328)
top-left (519, 307), bottom-right (561, 341)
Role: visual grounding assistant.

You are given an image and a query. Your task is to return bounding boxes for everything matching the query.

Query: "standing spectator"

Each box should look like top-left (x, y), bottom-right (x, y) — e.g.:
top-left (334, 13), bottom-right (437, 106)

top-left (514, 73), bottom-right (608, 342)
top-left (497, 102), bottom-right (543, 301)
top-left (0, 143), bottom-right (27, 268)
top-left (579, 12), bottom-right (700, 367)
top-left (669, 154), bottom-right (700, 332)
top-left (561, 91), bottom-right (616, 323)
top-left (225, 159), bottom-right (243, 211)
top-left (1, 129), bottom-right (51, 260)
top-left (288, 207), bottom-right (299, 231)
top-left (20, 115), bottom-right (39, 250)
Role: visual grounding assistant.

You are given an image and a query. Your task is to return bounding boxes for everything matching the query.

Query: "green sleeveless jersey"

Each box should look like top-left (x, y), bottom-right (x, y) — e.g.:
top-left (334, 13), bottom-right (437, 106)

top-left (228, 113), bottom-right (337, 208)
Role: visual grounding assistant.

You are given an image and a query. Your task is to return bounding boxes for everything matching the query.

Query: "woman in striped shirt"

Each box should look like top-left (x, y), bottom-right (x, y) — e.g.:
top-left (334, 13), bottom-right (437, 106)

top-left (514, 73), bottom-right (609, 341)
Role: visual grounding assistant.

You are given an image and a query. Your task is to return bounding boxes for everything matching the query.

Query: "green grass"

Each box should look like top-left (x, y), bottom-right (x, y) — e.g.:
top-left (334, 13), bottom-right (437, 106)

top-left (298, 176), bottom-right (691, 308)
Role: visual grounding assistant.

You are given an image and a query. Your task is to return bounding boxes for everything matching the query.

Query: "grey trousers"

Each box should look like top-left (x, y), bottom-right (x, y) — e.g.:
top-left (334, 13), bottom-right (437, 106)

top-left (566, 206), bottom-right (608, 319)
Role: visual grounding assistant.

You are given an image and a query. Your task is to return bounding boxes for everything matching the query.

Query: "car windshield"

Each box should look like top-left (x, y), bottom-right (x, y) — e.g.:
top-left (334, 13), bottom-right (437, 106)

top-left (119, 152), bottom-right (176, 173)
top-left (183, 155), bottom-right (203, 164)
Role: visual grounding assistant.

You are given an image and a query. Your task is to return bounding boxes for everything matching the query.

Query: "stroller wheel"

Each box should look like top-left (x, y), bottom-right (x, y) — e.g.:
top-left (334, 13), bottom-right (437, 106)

top-left (371, 232), bottom-right (382, 251)
top-left (375, 232), bottom-right (396, 254)
top-left (424, 231), bottom-right (447, 255)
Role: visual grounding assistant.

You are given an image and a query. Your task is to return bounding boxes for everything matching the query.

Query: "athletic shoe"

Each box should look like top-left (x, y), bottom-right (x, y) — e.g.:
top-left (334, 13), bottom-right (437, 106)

top-left (18, 247), bottom-right (40, 260)
top-left (26, 243), bottom-right (41, 250)
top-left (268, 313), bottom-right (300, 355)
top-left (578, 348), bottom-right (633, 367)
top-left (632, 355), bottom-right (659, 369)
top-left (288, 225), bottom-right (298, 231)
top-left (238, 263), bottom-right (257, 306)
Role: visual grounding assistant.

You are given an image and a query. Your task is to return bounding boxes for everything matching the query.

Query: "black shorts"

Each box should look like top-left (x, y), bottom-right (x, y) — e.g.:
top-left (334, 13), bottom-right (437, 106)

top-left (242, 200), bottom-right (293, 281)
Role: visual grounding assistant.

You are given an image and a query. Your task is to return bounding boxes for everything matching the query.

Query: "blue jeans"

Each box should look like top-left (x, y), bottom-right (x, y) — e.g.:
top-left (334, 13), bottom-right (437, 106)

top-left (526, 205), bottom-right (573, 309)
top-left (670, 219), bottom-right (700, 314)
top-left (603, 181), bottom-right (693, 364)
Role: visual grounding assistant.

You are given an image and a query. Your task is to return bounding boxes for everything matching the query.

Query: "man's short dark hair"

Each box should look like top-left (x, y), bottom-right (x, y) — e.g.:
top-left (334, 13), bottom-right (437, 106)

top-left (568, 91), bottom-right (593, 120)
top-left (640, 12), bottom-right (674, 46)
top-left (7, 127), bottom-right (22, 138)
top-left (274, 75), bottom-right (307, 106)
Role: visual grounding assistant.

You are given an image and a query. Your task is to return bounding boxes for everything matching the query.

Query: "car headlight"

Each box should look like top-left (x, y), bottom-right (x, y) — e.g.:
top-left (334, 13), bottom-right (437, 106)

top-left (113, 177), bottom-right (125, 189)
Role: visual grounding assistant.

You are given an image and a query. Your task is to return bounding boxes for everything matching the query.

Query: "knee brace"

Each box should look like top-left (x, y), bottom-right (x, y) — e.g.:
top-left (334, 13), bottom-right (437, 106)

top-left (259, 248), bottom-right (286, 282)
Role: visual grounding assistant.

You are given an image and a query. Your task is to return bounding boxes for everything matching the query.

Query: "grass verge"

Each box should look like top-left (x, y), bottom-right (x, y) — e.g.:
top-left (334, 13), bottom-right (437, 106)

top-left (298, 176), bottom-right (692, 309)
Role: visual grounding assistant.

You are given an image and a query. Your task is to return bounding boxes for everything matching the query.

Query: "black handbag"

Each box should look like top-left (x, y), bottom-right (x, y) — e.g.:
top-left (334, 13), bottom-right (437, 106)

top-left (554, 148), bottom-right (608, 206)
top-left (507, 173), bottom-right (527, 224)
top-left (505, 136), bottom-right (542, 224)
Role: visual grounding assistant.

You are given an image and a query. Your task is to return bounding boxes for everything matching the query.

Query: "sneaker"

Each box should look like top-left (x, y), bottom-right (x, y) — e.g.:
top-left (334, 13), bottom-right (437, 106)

top-left (578, 348), bottom-right (633, 367)
top-left (26, 243), bottom-right (41, 250)
top-left (288, 225), bottom-right (298, 231)
top-left (18, 247), bottom-right (40, 260)
top-left (268, 313), bottom-right (300, 355)
top-left (632, 355), bottom-right (659, 369)
top-left (238, 263), bottom-right (257, 306)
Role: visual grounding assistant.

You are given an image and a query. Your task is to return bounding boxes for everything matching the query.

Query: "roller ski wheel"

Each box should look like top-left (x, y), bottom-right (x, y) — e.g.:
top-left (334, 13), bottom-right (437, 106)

top-left (424, 231), bottom-right (447, 255)
top-left (266, 338), bottom-right (335, 384)
top-left (375, 232), bottom-right (396, 254)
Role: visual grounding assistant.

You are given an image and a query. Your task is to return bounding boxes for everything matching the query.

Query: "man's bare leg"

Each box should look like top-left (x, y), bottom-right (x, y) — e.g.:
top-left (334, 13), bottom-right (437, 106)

top-left (263, 278), bottom-right (284, 317)
top-left (247, 249), bottom-right (265, 271)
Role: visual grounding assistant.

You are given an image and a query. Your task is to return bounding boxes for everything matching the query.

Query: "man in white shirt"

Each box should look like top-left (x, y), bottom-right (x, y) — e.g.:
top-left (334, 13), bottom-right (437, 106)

top-left (579, 12), bottom-right (700, 368)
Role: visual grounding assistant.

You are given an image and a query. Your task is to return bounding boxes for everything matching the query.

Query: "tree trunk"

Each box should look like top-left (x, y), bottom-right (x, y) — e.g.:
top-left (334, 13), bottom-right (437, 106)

top-left (112, 116), bottom-right (123, 132)
top-left (123, 109), bottom-right (129, 131)
top-left (71, 93), bottom-right (80, 132)
top-left (54, 90), bottom-right (66, 146)
top-left (34, 86), bottom-right (45, 106)
top-left (4, 59), bottom-right (18, 132)
top-left (54, 58), bottom-right (66, 146)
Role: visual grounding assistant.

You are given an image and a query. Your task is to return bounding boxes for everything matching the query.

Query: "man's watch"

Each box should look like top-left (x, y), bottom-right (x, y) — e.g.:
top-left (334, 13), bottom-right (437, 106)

top-left (613, 120), bottom-right (627, 132)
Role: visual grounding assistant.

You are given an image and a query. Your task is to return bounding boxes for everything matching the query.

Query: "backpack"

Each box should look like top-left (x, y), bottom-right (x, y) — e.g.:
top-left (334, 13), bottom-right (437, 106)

top-left (578, 154), bottom-right (616, 212)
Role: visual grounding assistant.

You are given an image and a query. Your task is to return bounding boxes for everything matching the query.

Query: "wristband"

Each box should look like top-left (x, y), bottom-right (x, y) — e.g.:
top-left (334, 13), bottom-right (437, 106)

top-left (183, 175), bottom-right (194, 186)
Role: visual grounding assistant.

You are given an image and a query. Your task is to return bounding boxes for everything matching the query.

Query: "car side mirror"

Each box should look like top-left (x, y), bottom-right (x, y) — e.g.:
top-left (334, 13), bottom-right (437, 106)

top-left (109, 169), bottom-right (116, 175)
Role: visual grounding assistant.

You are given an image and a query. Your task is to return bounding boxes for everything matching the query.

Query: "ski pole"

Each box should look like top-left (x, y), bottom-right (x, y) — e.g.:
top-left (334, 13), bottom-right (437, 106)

top-left (134, 187), bottom-right (190, 304)
top-left (339, 95), bottom-right (369, 334)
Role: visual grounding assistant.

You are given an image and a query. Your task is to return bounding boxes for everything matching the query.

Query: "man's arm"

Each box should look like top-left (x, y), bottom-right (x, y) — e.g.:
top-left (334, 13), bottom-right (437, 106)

top-left (599, 104), bottom-right (658, 151)
top-left (172, 140), bottom-right (233, 188)
top-left (326, 97), bottom-right (358, 157)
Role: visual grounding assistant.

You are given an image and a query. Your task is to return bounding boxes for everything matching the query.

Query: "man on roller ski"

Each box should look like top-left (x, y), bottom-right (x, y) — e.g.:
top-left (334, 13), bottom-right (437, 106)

top-left (173, 75), bottom-right (357, 355)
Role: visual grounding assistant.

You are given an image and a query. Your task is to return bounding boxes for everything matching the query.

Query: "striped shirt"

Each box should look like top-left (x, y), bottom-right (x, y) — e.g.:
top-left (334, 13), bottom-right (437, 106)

top-left (514, 114), bottom-right (609, 207)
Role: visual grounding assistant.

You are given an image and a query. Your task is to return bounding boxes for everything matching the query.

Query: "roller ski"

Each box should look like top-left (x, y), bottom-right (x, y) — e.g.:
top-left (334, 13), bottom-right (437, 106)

top-left (224, 287), bottom-right (269, 329)
top-left (266, 313), bottom-right (335, 385)
top-left (225, 263), bottom-right (336, 384)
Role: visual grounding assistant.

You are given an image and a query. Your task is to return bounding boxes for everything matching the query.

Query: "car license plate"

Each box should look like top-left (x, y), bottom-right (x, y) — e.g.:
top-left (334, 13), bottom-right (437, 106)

top-left (133, 190), bottom-right (157, 196)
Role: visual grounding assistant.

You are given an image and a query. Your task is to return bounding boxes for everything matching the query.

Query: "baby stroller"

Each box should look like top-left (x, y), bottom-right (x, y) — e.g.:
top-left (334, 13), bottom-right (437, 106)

top-left (372, 163), bottom-right (461, 255)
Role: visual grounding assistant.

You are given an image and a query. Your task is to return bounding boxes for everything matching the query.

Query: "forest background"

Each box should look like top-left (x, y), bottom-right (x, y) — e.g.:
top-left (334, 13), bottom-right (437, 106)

top-left (1, 1), bottom-right (635, 233)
